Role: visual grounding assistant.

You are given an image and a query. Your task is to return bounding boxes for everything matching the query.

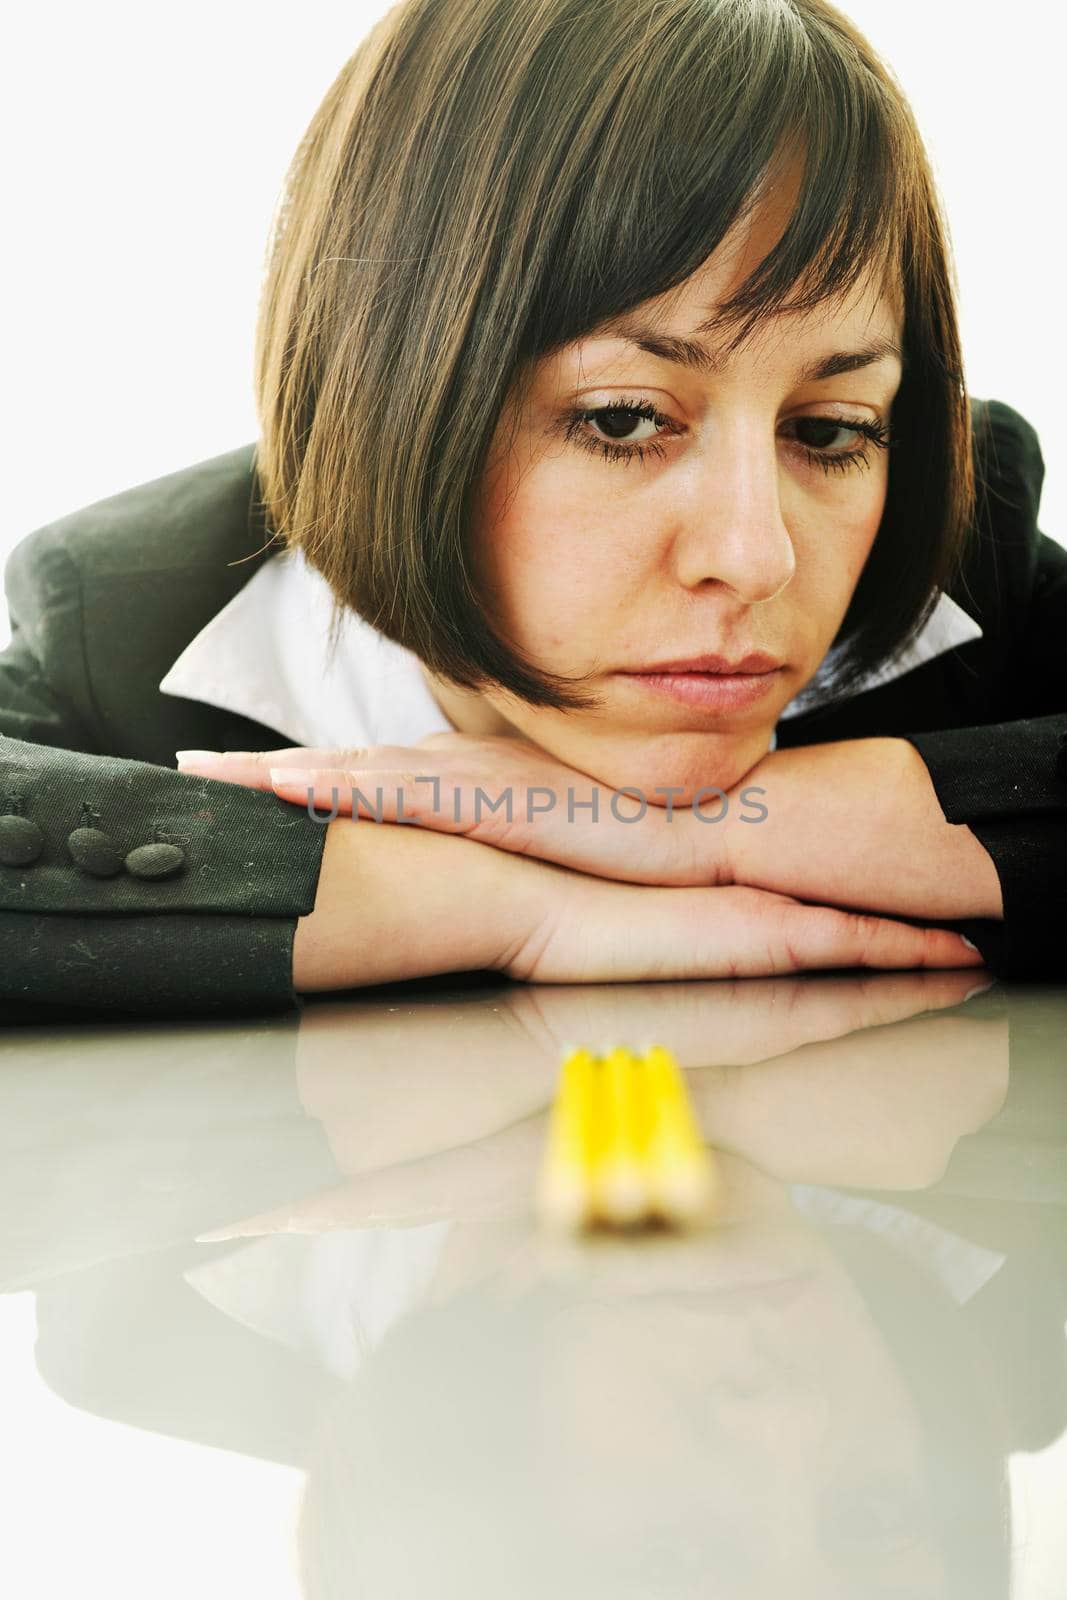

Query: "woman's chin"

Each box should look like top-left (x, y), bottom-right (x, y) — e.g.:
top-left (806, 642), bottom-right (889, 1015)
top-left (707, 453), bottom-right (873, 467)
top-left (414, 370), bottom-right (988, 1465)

top-left (582, 735), bottom-right (774, 806)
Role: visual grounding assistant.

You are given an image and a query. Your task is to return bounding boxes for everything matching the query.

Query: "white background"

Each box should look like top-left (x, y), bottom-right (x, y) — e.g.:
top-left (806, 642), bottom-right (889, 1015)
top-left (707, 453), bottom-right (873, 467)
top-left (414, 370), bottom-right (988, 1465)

top-left (1, 6), bottom-right (1065, 1596)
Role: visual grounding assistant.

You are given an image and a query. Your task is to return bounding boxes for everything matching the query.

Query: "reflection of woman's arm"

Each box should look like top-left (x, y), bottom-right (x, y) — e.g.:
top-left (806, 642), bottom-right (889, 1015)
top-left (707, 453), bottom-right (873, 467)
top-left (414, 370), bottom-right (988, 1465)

top-left (692, 1013), bottom-right (1009, 1190)
top-left (209, 997), bottom-right (1005, 1239)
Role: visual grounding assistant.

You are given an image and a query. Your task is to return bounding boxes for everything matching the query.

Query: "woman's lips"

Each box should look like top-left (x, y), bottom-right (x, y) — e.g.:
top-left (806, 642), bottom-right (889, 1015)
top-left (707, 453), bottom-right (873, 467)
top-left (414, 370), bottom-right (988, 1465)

top-left (617, 667), bottom-right (784, 710)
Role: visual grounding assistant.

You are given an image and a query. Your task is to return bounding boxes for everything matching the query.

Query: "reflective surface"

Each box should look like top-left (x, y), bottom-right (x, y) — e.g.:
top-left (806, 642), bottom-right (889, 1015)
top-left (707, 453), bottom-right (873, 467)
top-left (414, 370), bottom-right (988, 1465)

top-left (2, 972), bottom-right (1066, 1598)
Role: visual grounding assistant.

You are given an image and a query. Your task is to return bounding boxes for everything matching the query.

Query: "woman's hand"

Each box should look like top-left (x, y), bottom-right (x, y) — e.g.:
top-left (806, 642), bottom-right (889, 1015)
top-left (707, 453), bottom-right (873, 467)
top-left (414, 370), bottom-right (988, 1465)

top-left (176, 734), bottom-right (730, 887)
top-left (285, 805), bottom-right (983, 995)
top-left (727, 736), bottom-right (1006, 920)
top-left (176, 732), bottom-right (1004, 921)
top-left (506, 869), bottom-right (985, 983)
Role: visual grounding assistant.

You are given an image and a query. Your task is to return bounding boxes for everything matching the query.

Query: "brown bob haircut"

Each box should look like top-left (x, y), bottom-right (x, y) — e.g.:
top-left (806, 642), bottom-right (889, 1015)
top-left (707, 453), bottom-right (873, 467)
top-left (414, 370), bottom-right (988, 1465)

top-left (252, 0), bottom-right (975, 712)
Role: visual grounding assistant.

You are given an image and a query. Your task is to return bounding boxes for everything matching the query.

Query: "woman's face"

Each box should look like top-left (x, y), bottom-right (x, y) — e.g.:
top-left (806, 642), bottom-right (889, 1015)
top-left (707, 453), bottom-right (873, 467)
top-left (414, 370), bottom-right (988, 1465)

top-left (424, 201), bottom-right (904, 799)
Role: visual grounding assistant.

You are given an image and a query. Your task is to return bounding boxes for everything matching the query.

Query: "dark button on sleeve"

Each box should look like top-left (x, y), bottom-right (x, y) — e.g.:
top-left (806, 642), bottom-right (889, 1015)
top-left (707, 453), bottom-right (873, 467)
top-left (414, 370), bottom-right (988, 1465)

top-left (67, 825), bottom-right (125, 876)
top-left (124, 841), bottom-right (187, 880)
top-left (0, 811), bottom-right (45, 865)
top-left (0, 737), bottom-right (325, 918)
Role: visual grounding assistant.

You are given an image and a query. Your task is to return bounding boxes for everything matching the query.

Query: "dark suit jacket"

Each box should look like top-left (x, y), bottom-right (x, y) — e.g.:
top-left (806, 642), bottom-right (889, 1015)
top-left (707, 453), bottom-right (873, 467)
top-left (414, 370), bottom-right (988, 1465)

top-left (2, 398), bottom-right (1065, 1016)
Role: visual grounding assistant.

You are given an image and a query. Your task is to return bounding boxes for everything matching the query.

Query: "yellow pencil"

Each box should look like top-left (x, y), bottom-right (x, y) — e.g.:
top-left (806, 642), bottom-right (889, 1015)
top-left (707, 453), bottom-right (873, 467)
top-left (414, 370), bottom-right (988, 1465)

top-left (589, 1046), bottom-right (649, 1225)
top-left (641, 1044), bottom-right (721, 1225)
top-left (536, 1045), bottom-right (599, 1228)
top-left (537, 1042), bottom-right (721, 1232)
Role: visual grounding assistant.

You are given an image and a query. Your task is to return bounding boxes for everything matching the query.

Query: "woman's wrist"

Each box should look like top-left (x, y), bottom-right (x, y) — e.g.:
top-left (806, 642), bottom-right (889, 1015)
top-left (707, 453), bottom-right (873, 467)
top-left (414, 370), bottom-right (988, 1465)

top-left (725, 737), bottom-right (1005, 920)
top-left (291, 815), bottom-right (545, 992)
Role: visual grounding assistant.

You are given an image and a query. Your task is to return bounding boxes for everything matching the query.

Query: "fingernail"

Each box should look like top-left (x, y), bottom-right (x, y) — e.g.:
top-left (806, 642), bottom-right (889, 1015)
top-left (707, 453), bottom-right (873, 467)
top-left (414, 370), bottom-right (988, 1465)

top-left (270, 768), bottom-right (318, 788)
top-left (964, 980), bottom-right (995, 1000)
top-left (958, 935), bottom-right (980, 952)
top-left (176, 749), bottom-right (224, 766)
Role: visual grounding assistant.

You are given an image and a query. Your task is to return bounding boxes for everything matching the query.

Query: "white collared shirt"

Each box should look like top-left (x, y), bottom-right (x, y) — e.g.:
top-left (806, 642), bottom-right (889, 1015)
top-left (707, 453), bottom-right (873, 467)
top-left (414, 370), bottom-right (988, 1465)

top-left (159, 548), bottom-right (983, 753)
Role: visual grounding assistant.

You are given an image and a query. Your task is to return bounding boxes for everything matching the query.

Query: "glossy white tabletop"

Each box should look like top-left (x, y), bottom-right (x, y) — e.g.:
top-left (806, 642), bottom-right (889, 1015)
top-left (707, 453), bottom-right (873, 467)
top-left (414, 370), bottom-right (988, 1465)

top-left (2, 972), bottom-right (1065, 1599)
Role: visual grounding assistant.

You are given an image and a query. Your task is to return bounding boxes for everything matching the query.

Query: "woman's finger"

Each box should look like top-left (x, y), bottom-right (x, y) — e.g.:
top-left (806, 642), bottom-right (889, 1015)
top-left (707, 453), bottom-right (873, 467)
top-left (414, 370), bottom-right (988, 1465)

top-left (771, 900), bottom-right (987, 975)
top-left (174, 744), bottom-right (422, 796)
top-left (265, 762), bottom-right (720, 885)
top-left (511, 882), bottom-right (987, 984)
top-left (176, 743), bottom-right (725, 887)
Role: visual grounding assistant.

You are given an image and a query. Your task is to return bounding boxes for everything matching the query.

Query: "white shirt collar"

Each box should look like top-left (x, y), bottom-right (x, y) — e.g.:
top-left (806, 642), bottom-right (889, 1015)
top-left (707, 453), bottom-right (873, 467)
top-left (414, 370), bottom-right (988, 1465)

top-left (159, 548), bottom-right (983, 748)
top-left (777, 591), bottom-right (983, 722)
top-left (160, 548), bottom-right (455, 748)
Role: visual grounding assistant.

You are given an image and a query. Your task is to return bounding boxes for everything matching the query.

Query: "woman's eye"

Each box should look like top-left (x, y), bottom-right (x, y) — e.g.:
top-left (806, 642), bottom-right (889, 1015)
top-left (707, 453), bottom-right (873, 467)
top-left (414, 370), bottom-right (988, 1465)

top-left (558, 400), bottom-right (892, 475)
top-left (588, 406), bottom-right (660, 444)
top-left (560, 397), bottom-right (677, 465)
top-left (787, 414), bottom-right (893, 476)
top-left (793, 418), bottom-right (859, 451)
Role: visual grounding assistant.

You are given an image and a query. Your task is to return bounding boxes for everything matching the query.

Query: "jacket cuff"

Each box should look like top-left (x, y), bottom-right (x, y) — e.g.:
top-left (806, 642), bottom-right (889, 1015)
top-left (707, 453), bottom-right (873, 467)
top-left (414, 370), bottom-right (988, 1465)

top-left (0, 735), bottom-right (328, 916)
top-left (900, 715), bottom-right (1067, 824)
top-left (901, 720), bottom-right (1067, 979)
top-left (960, 817), bottom-right (1067, 980)
top-left (911, 819), bottom-right (1067, 982)
top-left (0, 910), bottom-right (306, 1016)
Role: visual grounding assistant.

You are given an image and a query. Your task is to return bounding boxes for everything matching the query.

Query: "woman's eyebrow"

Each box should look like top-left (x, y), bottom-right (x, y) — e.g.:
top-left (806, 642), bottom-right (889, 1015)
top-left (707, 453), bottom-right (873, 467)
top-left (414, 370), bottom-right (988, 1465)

top-left (589, 322), bottom-right (905, 382)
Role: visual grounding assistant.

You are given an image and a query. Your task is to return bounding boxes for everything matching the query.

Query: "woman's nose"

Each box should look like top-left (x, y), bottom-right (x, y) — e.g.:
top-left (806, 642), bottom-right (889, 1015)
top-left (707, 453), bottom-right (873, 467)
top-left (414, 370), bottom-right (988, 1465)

top-left (670, 433), bottom-right (796, 602)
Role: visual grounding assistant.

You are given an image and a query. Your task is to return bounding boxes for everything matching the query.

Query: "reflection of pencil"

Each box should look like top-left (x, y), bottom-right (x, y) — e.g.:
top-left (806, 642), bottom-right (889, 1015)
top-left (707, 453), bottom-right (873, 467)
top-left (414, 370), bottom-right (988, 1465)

top-left (590, 1047), bottom-right (648, 1225)
top-left (537, 1046), bottom-right (598, 1228)
top-left (643, 1044), bottom-right (721, 1224)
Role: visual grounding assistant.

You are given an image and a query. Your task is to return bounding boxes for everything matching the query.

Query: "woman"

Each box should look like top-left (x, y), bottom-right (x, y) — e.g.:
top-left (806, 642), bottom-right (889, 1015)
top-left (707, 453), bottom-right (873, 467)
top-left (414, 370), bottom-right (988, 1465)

top-left (2, 0), bottom-right (1064, 1016)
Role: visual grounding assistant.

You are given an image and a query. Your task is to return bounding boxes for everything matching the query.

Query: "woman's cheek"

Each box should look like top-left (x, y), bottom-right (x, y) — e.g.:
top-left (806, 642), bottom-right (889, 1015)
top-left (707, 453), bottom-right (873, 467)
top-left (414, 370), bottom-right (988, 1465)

top-left (512, 565), bottom-right (617, 662)
top-left (795, 470), bottom-right (887, 593)
top-left (481, 482), bottom-right (644, 651)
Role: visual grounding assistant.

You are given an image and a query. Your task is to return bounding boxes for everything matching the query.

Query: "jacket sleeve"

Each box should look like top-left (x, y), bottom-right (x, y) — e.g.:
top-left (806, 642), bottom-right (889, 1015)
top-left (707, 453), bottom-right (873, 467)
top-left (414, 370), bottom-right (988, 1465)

top-left (0, 534), bottom-right (328, 1017)
top-left (900, 404), bottom-right (1067, 980)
